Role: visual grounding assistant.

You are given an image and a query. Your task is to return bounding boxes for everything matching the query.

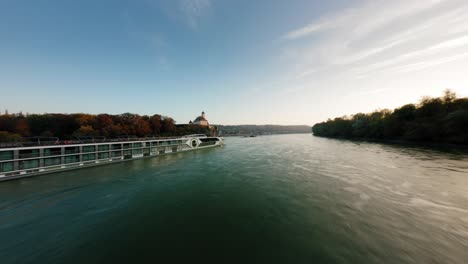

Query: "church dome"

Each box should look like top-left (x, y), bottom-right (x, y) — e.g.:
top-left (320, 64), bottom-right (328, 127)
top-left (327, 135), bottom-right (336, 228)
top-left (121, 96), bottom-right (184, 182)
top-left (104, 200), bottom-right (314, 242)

top-left (194, 116), bottom-right (207, 122)
top-left (192, 111), bottom-right (209, 126)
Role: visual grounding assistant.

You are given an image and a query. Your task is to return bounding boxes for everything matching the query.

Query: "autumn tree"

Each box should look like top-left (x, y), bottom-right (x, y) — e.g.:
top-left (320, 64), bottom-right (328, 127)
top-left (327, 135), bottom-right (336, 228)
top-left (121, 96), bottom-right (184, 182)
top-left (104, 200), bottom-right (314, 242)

top-left (149, 114), bottom-right (162, 135)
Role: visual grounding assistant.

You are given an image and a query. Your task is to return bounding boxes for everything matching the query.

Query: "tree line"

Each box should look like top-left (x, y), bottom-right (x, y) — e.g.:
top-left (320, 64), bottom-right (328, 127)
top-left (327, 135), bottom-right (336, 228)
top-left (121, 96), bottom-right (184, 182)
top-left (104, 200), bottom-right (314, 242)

top-left (0, 113), bottom-right (213, 142)
top-left (312, 90), bottom-right (468, 145)
top-left (218, 125), bottom-right (311, 136)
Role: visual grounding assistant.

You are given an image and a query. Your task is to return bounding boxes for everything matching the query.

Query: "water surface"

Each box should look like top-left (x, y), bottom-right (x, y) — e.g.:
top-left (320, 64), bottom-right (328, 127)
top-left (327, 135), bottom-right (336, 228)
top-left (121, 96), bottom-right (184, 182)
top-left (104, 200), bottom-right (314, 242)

top-left (1, 134), bottom-right (468, 263)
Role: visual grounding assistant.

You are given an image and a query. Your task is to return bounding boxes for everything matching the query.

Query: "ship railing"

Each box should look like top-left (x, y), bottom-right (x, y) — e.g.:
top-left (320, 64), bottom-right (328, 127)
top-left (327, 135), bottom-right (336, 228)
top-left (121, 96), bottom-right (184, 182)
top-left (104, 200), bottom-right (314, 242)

top-left (0, 136), bottom-right (189, 149)
top-left (182, 134), bottom-right (208, 138)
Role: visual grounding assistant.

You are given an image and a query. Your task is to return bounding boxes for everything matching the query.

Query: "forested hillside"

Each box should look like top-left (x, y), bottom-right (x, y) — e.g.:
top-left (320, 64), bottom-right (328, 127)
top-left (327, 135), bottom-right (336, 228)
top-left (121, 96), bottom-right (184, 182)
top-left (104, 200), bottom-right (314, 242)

top-left (312, 90), bottom-right (468, 145)
top-left (218, 125), bottom-right (311, 136)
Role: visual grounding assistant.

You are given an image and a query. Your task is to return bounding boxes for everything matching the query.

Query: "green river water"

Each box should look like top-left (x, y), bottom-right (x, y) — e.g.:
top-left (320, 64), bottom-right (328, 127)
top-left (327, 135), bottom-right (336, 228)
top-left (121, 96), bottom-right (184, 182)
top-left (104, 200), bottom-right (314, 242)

top-left (1, 134), bottom-right (468, 263)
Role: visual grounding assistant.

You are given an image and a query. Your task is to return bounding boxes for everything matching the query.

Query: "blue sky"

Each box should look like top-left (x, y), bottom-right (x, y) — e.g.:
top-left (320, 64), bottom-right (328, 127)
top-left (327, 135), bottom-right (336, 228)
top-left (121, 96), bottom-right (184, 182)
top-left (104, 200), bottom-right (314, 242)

top-left (1, 0), bottom-right (468, 125)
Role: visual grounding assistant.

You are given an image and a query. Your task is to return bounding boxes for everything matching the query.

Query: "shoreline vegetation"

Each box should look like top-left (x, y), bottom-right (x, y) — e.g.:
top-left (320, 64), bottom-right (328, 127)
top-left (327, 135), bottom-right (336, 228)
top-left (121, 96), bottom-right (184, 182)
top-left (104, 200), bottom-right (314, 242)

top-left (312, 90), bottom-right (468, 145)
top-left (217, 125), bottom-right (311, 136)
top-left (0, 112), bottom-right (312, 143)
top-left (0, 113), bottom-right (214, 143)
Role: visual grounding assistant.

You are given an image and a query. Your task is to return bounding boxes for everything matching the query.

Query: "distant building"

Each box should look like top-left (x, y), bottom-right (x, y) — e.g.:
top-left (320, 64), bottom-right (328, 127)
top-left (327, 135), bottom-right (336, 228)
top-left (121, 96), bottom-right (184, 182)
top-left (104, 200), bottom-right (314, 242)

top-left (192, 111), bottom-right (209, 126)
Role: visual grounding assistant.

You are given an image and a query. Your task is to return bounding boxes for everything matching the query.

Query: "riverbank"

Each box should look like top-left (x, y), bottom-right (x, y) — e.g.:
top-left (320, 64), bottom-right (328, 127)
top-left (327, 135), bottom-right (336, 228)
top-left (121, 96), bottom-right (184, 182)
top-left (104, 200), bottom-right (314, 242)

top-left (218, 124), bottom-right (311, 136)
top-left (312, 90), bottom-right (468, 146)
top-left (312, 134), bottom-right (468, 153)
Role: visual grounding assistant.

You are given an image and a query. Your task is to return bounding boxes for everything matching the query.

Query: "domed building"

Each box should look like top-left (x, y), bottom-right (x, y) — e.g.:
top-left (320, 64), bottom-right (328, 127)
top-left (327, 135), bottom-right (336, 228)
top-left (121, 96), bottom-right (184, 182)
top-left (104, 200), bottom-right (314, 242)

top-left (191, 111), bottom-right (209, 126)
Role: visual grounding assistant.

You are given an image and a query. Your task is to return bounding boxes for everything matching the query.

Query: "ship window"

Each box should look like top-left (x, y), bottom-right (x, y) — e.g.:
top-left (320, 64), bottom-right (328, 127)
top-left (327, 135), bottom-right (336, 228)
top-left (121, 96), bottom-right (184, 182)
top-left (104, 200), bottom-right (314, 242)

top-left (19, 149), bottom-right (40, 159)
top-left (111, 151), bottom-right (121, 157)
top-left (82, 154), bottom-right (96, 161)
top-left (98, 152), bottom-right (109, 159)
top-left (98, 145), bottom-right (109, 151)
top-left (133, 149), bottom-right (142, 155)
top-left (0, 162), bottom-right (14, 172)
top-left (20, 159), bottom-right (40, 169)
top-left (199, 138), bottom-right (219, 142)
top-left (82, 146), bottom-right (95, 153)
top-left (65, 147), bottom-right (79, 155)
top-left (111, 144), bottom-right (121, 150)
top-left (65, 155), bottom-right (79, 164)
top-left (0, 151), bottom-right (13, 161)
top-left (44, 148), bottom-right (61, 156)
top-left (44, 157), bottom-right (61, 166)
top-left (199, 141), bottom-right (216, 146)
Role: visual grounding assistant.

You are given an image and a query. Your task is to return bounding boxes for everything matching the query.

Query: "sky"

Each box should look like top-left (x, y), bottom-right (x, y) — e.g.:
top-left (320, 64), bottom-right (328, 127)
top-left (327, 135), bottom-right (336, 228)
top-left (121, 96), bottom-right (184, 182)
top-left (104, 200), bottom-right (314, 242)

top-left (1, 0), bottom-right (468, 125)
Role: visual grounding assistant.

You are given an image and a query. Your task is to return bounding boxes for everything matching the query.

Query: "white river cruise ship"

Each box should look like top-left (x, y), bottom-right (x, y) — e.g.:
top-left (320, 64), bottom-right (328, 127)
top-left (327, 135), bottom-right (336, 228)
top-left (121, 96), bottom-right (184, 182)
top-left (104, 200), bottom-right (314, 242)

top-left (0, 135), bottom-right (223, 181)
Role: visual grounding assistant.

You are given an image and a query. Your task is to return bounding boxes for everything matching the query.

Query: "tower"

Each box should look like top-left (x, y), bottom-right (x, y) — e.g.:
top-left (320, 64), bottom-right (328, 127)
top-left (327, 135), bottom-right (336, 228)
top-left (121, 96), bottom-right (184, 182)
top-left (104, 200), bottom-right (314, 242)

top-left (202, 111), bottom-right (206, 119)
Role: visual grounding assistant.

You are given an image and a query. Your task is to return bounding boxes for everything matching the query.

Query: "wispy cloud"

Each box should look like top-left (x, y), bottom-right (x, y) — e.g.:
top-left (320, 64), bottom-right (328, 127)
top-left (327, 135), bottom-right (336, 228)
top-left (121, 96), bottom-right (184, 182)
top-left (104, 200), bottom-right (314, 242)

top-left (179, 0), bottom-right (212, 30)
top-left (283, 20), bottom-right (337, 40)
top-left (283, 0), bottom-right (447, 40)
top-left (354, 34), bottom-right (468, 77)
top-left (278, 0), bottom-right (468, 81)
top-left (389, 51), bottom-right (468, 74)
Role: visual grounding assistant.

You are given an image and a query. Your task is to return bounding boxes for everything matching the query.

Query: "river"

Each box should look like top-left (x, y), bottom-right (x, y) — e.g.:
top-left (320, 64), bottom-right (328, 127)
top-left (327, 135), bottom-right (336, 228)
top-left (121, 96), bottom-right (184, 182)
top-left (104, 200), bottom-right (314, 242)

top-left (1, 134), bottom-right (468, 263)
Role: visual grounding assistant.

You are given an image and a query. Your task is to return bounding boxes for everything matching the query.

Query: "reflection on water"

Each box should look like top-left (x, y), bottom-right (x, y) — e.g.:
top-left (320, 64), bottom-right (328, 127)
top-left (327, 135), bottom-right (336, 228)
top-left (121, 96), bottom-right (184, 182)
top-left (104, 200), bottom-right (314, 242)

top-left (1, 134), bottom-right (468, 263)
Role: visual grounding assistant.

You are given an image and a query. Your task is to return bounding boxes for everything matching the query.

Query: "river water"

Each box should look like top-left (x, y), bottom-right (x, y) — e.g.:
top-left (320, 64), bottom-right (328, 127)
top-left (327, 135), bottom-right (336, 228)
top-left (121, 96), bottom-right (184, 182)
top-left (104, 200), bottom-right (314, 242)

top-left (1, 134), bottom-right (468, 263)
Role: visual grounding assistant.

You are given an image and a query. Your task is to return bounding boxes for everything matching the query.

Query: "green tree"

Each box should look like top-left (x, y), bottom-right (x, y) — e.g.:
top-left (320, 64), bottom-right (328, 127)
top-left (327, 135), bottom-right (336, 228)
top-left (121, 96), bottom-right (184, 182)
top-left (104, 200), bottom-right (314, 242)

top-left (312, 90), bottom-right (468, 145)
